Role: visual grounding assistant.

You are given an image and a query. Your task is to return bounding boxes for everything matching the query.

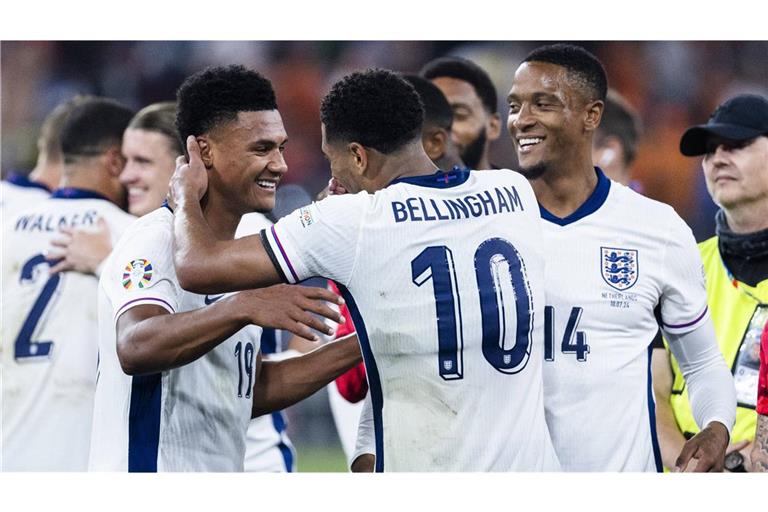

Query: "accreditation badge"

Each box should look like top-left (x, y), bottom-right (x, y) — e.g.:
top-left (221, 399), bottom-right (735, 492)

top-left (733, 305), bottom-right (767, 408)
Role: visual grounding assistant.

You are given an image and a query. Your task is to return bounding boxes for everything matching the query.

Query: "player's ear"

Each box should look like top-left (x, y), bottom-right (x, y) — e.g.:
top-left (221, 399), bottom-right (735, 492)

top-left (105, 146), bottom-right (125, 177)
top-left (348, 142), bottom-right (368, 172)
top-left (196, 137), bottom-right (214, 168)
top-left (584, 100), bottom-right (604, 132)
top-left (487, 112), bottom-right (502, 141)
top-left (423, 128), bottom-right (446, 162)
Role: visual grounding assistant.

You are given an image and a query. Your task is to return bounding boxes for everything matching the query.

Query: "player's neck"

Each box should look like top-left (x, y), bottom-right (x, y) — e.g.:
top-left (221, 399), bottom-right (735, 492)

top-left (722, 203), bottom-right (768, 234)
top-left (59, 165), bottom-right (121, 205)
top-left (433, 151), bottom-right (464, 172)
top-left (28, 157), bottom-right (61, 191)
top-left (200, 193), bottom-right (241, 240)
top-left (382, 146), bottom-right (439, 187)
top-left (531, 161), bottom-right (598, 218)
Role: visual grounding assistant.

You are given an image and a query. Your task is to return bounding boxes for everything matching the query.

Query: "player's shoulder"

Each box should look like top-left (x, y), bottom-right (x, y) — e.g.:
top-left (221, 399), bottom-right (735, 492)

top-left (236, 211), bottom-right (273, 238)
top-left (112, 207), bottom-right (173, 253)
top-left (609, 181), bottom-right (689, 229)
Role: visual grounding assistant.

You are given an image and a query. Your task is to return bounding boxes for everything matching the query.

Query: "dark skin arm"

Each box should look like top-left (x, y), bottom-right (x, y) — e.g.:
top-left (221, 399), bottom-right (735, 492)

top-left (251, 333), bottom-right (362, 417)
top-left (116, 285), bottom-right (343, 376)
top-left (351, 454), bottom-right (375, 472)
top-left (170, 136), bottom-right (284, 294)
top-left (650, 347), bottom-right (687, 470)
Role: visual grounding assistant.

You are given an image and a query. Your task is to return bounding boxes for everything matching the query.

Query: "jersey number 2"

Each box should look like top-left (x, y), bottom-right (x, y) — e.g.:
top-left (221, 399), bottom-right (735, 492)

top-left (411, 238), bottom-right (533, 380)
top-left (14, 254), bottom-right (62, 361)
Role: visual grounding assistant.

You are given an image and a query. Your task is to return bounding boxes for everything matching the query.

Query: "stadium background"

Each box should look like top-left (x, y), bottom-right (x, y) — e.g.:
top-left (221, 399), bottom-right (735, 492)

top-left (2, 40), bottom-right (767, 471)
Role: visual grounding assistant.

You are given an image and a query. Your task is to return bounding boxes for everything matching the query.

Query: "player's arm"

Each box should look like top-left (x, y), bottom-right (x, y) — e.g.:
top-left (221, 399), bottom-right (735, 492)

top-left (350, 394), bottom-right (375, 472)
top-left (250, 333), bottom-right (362, 418)
top-left (651, 346), bottom-right (688, 470)
top-left (663, 319), bottom-right (735, 472)
top-left (169, 136), bottom-right (283, 294)
top-left (659, 216), bottom-right (736, 471)
top-left (116, 285), bottom-right (343, 375)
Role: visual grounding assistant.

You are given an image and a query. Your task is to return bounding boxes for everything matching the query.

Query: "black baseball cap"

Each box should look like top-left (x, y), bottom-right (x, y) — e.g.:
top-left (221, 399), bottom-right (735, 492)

top-left (680, 94), bottom-right (768, 156)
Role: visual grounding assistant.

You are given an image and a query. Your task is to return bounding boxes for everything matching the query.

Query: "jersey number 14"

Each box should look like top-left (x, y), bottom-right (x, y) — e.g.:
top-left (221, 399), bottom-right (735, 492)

top-left (412, 238), bottom-right (534, 380)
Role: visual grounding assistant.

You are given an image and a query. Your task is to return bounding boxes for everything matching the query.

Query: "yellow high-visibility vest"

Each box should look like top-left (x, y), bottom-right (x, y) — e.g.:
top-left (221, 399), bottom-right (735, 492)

top-left (668, 236), bottom-right (768, 442)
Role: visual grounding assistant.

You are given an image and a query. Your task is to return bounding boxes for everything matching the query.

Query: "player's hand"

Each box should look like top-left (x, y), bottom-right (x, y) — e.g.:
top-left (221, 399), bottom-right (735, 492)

top-left (47, 217), bottom-right (112, 275)
top-left (351, 454), bottom-right (375, 472)
top-left (168, 135), bottom-right (208, 209)
top-left (328, 177), bottom-right (348, 196)
top-left (236, 284), bottom-right (345, 341)
top-left (675, 421), bottom-right (730, 472)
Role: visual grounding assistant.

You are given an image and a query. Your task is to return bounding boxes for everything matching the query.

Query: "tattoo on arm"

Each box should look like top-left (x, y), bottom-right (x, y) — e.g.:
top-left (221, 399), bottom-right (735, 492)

top-left (754, 415), bottom-right (768, 472)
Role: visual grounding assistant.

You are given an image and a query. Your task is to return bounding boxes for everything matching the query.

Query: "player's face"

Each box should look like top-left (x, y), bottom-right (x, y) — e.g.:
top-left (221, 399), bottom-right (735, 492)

top-left (120, 129), bottom-right (178, 217)
top-left (208, 110), bottom-right (288, 214)
top-left (507, 62), bottom-right (591, 178)
top-left (702, 135), bottom-right (768, 211)
top-left (431, 77), bottom-right (493, 169)
top-left (320, 124), bottom-right (362, 194)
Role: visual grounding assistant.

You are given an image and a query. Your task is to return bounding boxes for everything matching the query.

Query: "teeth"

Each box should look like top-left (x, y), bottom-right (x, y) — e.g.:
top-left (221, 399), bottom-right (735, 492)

top-left (518, 137), bottom-right (543, 147)
top-left (128, 187), bottom-right (146, 195)
top-left (257, 180), bottom-right (276, 189)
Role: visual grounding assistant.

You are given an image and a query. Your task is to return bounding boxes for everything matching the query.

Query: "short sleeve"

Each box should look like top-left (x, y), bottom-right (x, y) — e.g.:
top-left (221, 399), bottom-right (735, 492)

top-left (102, 220), bottom-right (180, 323)
top-left (659, 213), bottom-right (709, 335)
top-left (260, 193), bottom-right (367, 285)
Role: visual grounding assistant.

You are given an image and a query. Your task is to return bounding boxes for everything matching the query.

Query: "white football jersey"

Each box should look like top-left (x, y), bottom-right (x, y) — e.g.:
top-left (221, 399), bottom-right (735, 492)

top-left (88, 206), bottom-right (261, 472)
top-left (262, 168), bottom-right (560, 472)
top-left (1, 174), bottom-right (50, 219)
top-left (1, 188), bottom-right (134, 471)
top-left (540, 169), bottom-right (709, 472)
top-left (236, 212), bottom-right (296, 473)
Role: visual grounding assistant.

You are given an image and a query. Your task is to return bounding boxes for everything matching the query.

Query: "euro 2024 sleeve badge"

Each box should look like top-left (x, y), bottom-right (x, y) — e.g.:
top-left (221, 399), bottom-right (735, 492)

top-left (122, 258), bottom-right (154, 290)
top-left (601, 247), bottom-right (638, 291)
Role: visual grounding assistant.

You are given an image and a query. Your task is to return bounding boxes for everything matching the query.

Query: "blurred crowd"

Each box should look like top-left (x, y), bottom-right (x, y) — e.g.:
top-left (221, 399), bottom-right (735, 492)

top-left (3, 41), bottom-right (767, 240)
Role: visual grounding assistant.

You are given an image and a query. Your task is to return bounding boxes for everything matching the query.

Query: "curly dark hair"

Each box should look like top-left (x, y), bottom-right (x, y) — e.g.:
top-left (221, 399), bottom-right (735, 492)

top-left (523, 44), bottom-right (608, 103)
top-left (402, 74), bottom-right (453, 132)
top-left (320, 69), bottom-right (424, 154)
top-left (175, 65), bottom-right (277, 141)
top-left (420, 56), bottom-right (498, 115)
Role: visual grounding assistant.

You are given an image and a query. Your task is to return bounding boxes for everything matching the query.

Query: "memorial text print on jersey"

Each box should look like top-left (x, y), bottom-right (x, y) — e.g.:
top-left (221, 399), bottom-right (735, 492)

top-left (122, 259), bottom-right (154, 290)
top-left (601, 247), bottom-right (638, 291)
top-left (14, 254), bottom-right (62, 360)
top-left (411, 237), bottom-right (533, 380)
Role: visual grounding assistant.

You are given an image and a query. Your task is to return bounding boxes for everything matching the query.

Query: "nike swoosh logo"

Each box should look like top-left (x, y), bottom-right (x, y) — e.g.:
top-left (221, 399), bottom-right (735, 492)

top-left (204, 294), bottom-right (224, 305)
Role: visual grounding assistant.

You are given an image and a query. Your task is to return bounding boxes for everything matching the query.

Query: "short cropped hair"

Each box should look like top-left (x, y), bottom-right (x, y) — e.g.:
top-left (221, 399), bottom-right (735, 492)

top-left (128, 101), bottom-right (184, 156)
top-left (39, 95), bottom-right (90, 161)
top-left (175, 65), bottom-right (277, 141)
top-left (595, 90), bottom-right (643, 166)
top-left (60, 97), bottom-right (135, 163)
top-left (402, 74), bottom-right (453, 132)
top-left (320, 69), bottom-right (424, 154)
top-left (420, 56), bottom-right (498, 114)
top-left (523, 43), bottom-right (608, 103)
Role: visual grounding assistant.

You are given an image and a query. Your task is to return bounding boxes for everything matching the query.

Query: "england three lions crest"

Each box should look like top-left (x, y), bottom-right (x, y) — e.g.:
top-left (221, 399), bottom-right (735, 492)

top-left (601, 247), bottom-right (638, 291)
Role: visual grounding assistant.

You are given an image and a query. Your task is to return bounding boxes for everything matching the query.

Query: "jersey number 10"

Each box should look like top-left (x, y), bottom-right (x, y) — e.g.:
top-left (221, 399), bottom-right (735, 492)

top-left (411, 238), bottom-right (533, 380)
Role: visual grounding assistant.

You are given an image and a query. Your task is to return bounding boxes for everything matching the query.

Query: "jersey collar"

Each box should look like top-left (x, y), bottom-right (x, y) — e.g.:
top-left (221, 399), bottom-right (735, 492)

top-left (539, 167), bottom-right (611, 226)
top-left (389, 166), bottom-right (471, 189)
top-left (6, 172), bottom-right (51, 192)
top-left (50, 187), bottom-right (111, 201)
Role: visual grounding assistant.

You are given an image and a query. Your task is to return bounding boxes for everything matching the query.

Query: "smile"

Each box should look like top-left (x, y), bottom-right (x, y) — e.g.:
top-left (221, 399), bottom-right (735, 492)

top-left (517, 137), bottom-right (544, 153)
top-left (257, 180), bottom-right (277, 190)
